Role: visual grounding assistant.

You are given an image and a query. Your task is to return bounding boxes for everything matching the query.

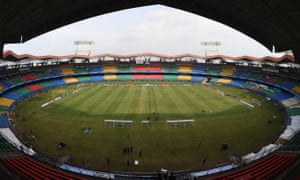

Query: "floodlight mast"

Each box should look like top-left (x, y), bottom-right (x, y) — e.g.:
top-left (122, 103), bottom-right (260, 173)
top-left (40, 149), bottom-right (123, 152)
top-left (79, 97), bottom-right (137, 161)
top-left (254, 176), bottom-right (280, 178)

top-left (201, 41), bottom-right (221, 58)
top-left (74, 41), bottom-right (94, 57)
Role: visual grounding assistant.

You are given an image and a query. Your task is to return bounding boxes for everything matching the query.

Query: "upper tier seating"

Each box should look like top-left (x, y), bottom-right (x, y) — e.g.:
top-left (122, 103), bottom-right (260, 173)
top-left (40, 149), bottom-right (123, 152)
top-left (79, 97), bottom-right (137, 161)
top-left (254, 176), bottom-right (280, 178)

top-left (61, 66), bottom-right (74, 75)
top-left (102, 65), bottom-right (117, 72)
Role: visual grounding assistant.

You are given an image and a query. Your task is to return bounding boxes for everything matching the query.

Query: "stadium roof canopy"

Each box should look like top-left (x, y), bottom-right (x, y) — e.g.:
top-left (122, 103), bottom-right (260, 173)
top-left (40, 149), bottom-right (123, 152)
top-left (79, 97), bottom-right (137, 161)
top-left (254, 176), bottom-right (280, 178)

top-left (1, 0), bottom-right (300, 63)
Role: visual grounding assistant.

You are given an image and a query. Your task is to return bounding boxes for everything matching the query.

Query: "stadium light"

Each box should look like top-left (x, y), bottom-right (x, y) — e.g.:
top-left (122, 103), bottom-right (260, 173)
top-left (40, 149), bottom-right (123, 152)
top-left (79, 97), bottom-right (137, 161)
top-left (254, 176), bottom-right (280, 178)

top-left (74, 40), bottom-right (95, 56)
top-left (201, 41), bottom-right (221, 57)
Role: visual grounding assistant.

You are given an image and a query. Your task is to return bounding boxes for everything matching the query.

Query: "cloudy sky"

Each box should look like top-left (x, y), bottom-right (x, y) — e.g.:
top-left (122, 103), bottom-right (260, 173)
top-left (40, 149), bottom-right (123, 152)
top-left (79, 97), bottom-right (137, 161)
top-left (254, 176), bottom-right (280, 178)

top-left (4, 5), bottom-right (273, 57)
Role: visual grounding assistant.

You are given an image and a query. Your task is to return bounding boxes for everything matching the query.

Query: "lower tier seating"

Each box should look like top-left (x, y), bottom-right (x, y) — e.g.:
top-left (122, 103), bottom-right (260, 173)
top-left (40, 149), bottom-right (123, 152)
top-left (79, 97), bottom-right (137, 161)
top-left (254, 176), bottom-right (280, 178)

top-left (208, 153), bottom-right (298, 180)
top-left (1, 156), bottom-right (86, 180)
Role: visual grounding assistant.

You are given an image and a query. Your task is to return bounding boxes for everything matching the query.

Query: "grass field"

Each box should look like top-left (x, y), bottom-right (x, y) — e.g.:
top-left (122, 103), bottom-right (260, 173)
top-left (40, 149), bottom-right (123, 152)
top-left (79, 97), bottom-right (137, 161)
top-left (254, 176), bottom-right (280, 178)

top-left (13, 81), bottom-right (285, 172)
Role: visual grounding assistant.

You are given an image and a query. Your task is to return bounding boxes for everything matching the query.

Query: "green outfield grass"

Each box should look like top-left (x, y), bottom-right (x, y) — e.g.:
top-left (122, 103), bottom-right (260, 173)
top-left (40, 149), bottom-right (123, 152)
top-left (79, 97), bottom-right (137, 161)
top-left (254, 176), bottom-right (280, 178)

top-left (13, 81), bottom-right (285, 172)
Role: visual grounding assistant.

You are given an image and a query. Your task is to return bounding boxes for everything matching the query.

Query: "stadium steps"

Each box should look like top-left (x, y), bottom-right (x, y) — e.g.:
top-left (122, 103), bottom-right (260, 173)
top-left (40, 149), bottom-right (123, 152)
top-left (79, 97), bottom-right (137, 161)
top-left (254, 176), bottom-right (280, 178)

top-left (1, 156), bottom-right (86, 180)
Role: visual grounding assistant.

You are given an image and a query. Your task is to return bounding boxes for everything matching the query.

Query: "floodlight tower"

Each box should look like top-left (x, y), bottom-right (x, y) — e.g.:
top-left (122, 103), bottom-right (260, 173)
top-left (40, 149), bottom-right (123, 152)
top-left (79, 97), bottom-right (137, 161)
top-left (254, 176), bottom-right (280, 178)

top-left (74, 41), bottom-right (94, 56)
top-left (201, 41), bottom-right (221, 58)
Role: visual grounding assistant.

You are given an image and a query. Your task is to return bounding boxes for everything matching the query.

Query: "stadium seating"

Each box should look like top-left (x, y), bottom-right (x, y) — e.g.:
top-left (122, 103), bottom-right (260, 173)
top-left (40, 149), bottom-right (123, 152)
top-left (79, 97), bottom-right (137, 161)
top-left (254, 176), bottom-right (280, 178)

top-left (132, 65), bottom-right (148, 72)
top-left (163, 64), bottom-right (177, 72)
top-left (246, 72), bottom-right (264, 80)
top-left (287, 107), bottom-right (300, 116)
top-left (0, 97), bottom-right (15, 107)
top-left (51, 79), bottom-right (66, 86)
top-left (292, 85), bottom-right (300, 94)
top-left (61, 66), bottom-right (75, 75)
top-left (13, 87), bottom-right (32, 95)
top-left (133, 74), bottom-right (148, 80)
top-left (220, 68), bottom-right (234, 75)
top-left (209, 77), bottom-right (219, 83)
top-left (163, 74), bottom-right (177, 80)
top-left (0, 156), bottom-right (86, 180)
top-left (63, 77), bottom-right (79, 84)
top-left (89, 75), bottom-right (103, 82)
top-left (73, 66), bottom-right (87, 74)
top-left (2, 92), bottom-right (23, 101)
top-left (21, 74), bottom-right (37, 82)
top-left (24, 83), bottom-right (43, 91)
top-left (191, 76), bottom-right (204, 82)
top-left (261, 76), bottom-right (277, 83)
top-left (207, 67), bottom-right (222, 74)
top-left (229, 80), bottom-right (245, 87)
top-left (104, 74), bottom-right (117, 80)
top-left (118, 64), bottom-right (131, 72)
top-left (280, 133), bottom-right (300, 152)
top-left (0, 62), bottom-right (300, 179)
top-left (216, 78), bottom-right (232, 84)
top-left (117, 74), bottom-right (132, 80)
top-left (38, 81), bottom-right (54, 88)
top-left (7, 76), bottom-right (23, 85)
top-left (0, 136), bottom-right (14, 152)
top-left (149, 74), bottom-right (163, 80)
top-left (177, 75), bottom-right (192, 81)
top-left (192, 66), bottom-right (206, 73)
top-left (77, 76), bottom-right (91, 82)
top-left (279, 81), bottom-right (297, 89)
top-left (103, 65), bottom-right (117, 72)
top-left (149, 65), bottom-right (163, 72)
top-left (88, 65), bottom-right (102, 73)
top-left (208, 153), bottom-right (298, 180)
top-left (35, 71), bottom-right (49, 79)
top-left (273, 93), bottom-right (293, 101)
top-left (177, 65), bottom-right (192, 73)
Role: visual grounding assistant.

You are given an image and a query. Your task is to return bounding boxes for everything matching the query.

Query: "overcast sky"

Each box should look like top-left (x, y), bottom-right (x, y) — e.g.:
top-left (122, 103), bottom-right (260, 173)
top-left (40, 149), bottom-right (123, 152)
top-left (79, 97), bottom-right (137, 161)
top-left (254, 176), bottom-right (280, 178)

top-left (4, 5), bottom-right (274, 57)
